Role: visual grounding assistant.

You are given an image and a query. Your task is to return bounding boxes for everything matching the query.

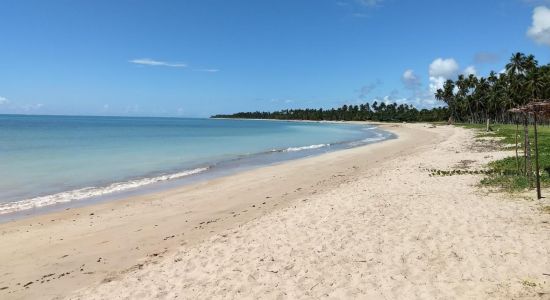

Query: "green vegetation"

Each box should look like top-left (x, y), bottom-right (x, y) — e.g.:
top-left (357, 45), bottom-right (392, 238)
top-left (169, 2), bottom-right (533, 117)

top-left (521, 279), bottom-right (538, 288)
top-left (427, 169), bottom-right (511, 177)
top-left (436, 52), bottom-right (550, 123)
top-left (212, 103), bottom-right (449, 122)
top-left (460, 123), bottom-right (550, 192)
top-left (213, 52), bottom-right (549, 124)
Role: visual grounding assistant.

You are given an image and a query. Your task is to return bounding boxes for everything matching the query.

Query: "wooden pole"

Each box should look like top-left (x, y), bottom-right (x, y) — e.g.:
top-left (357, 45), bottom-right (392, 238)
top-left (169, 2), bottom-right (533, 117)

top-left (523, 113), bottom-right (531, 177)
top-left (528, 117), bottom-right (533, 187)
top-left (533, 112), bottom-right (542, 199)
top-left (515, 120), bottom-right (520, 174)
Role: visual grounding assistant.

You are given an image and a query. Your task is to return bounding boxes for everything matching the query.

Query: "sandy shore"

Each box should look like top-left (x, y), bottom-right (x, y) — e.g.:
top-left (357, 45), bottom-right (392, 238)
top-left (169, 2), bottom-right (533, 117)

top-left (1, 123), bottom-right (549, 299)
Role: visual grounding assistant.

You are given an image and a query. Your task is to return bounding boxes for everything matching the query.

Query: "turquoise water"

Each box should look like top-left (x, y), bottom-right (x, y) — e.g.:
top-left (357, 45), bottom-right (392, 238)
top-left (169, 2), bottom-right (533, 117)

top-left (0, 115), bottom-right (393, 215)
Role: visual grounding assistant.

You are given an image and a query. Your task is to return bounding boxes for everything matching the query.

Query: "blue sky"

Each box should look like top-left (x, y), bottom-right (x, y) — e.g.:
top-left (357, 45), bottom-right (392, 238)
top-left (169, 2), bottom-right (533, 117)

top-left (0, 0), bottom-right (549, 117)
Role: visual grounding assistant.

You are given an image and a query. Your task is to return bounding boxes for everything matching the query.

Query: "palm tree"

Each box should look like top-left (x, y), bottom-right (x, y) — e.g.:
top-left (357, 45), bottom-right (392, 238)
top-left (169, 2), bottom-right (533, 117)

top-left (506, 52), bottom-right (527, 76)
top-left (435, 80), bottom-right (456, 123)
top-left (504, 53), bottom-right (533, 183)
top-left (525, 54), bottom-right (538, 73)
top-left (525, 70), bottom-right (544, 99)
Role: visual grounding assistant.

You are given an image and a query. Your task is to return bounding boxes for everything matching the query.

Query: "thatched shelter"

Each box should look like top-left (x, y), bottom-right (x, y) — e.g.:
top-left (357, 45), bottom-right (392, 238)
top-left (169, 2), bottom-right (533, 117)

top-left (508, 99), bottom-right (550, 199)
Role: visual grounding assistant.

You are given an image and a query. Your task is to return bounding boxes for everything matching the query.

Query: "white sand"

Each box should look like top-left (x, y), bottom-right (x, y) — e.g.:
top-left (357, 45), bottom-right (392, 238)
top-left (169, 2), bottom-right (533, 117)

top-left (0, 122), bottom-right (431, 299)
top-left (68, 124), bottom-right (550, 299)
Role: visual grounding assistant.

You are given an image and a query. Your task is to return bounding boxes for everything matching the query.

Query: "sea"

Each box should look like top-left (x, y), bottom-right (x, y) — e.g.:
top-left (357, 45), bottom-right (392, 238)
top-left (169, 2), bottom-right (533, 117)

top-left (0, 115), bottom-right (394, 218)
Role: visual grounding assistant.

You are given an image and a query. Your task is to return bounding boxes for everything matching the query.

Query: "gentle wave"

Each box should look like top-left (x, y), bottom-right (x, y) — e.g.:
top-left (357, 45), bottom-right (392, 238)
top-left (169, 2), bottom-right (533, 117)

top-left (283, 143), bottom-right (330, 152)
top-left (0, 167), bottom-right (209, 215)
top-left (347, 132), bottom-right (388, 146)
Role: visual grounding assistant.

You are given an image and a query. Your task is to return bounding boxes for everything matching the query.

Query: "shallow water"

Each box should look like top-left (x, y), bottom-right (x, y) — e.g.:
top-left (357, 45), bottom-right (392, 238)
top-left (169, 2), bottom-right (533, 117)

top-left (0, 115), bottom-right (393, 215)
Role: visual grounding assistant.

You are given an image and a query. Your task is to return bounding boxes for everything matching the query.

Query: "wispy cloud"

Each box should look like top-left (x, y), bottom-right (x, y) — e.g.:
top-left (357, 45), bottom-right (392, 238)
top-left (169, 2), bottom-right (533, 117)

top-left (270, 98), bottom-right (294, 104)
top-left (473, 52), bottom-right (500, 64)
top-left (194, 68), bottom-right (220, 73)
top-left (124, 104), bottom-right (141, 113)
top-left (129, 58), bottom-right (187, 68)
top-left (358, 79), bottom-right (382, 99)
top-left (522, 0), bottom-right (550, 6)
top-left (20, 103), bottom-right (43, 111)
top-left (337, 0), bottom-right (383, 18)
top-left (0, 96), bottom-right (46, 113)
top-left (402, 69), bottom-right (421, 90)
top-left (356, 0), bottom-right (383, 7)
top-left (352, 12), bottom-right (369, 18)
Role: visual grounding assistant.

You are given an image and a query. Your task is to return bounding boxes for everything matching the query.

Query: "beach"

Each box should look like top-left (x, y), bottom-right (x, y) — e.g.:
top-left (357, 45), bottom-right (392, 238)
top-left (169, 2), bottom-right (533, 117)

top-left (1, 123), bottom-right (549, 299)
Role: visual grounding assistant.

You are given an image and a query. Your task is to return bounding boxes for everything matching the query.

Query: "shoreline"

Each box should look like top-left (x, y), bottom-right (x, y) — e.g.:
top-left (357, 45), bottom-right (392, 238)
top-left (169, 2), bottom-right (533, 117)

top-left (0, 123), bottom-right (433, 299)
top-left (3, 123), bottom-right (548, 299)
top-left (74, 123), bottom-right (549, 299)
top-left (0, 121), bottom-right (392, 223)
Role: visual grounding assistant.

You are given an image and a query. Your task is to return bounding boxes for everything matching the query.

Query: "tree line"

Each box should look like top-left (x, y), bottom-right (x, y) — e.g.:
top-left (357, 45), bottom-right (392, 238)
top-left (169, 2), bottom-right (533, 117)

top-left (212, 52), bottom-right (549, 124)
top-left (435, 52), bottom-right (550, 123)
top-left (212, 103), bottom-right (449, 122)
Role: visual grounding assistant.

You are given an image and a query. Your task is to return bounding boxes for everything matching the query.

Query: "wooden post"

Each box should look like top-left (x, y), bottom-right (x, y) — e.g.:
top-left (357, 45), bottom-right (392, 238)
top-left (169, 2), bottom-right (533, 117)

top-left (523, 112), bottom-right (531, 177)
top-left (515, 120), bottom-right (520, 174)
top-left (533, 112), bottom-right (542, 199)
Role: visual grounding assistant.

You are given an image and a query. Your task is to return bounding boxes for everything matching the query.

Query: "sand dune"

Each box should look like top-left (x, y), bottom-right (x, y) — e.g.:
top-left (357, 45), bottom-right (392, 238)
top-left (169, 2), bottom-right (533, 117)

top-left (68, 124), bottom-right (550, 299)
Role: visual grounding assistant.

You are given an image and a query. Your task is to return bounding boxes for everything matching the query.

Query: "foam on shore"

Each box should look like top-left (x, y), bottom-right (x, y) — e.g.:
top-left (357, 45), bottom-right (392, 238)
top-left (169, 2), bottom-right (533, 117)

top-left (0, 167), bottom-right (209, 215)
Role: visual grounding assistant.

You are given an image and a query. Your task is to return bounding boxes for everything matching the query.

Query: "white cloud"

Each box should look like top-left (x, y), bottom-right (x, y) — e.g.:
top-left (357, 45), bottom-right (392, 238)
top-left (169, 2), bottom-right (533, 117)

top-left (402, 69), bottom-right (421, 89)
top-left (527, 6), bottom-right (550, 46)
top-left (464, 65), bottom-right (477, 76)
top-left (129, 58), bottom-right (187, 68)
top-left (103, 104), bottom-right (109, 110)
top-left (429, 58), bottom-right (459, 78)
top-left (0, 96), bottom-right (8, 105)
top-left (429, 76), bottom-right (447, 94)
top-left (428, 58), bottom-right (460, 94)
top-left (409, 96), bottom-right (438, 108)
top-left (370, 94), bottom-right (438, 109)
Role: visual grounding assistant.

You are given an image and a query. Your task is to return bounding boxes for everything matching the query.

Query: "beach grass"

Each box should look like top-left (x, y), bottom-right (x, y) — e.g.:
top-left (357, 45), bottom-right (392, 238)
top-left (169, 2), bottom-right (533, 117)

top-left (459, 123), bottom-right (550, 192)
